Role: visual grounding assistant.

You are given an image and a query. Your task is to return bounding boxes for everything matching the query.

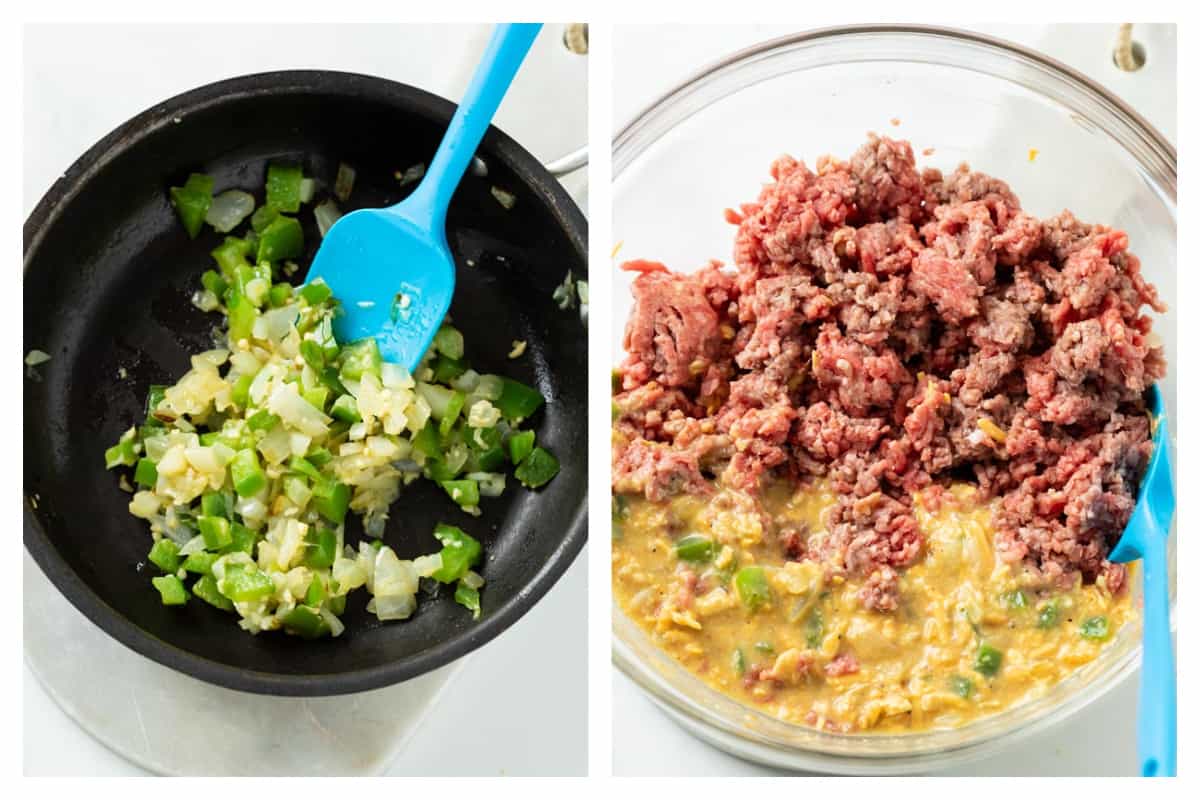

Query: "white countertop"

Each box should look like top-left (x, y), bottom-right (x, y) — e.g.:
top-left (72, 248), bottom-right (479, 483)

top-left (611, 22), bottom-right (1176, 777)
top-left (23, 23), bottom-right (587, 777)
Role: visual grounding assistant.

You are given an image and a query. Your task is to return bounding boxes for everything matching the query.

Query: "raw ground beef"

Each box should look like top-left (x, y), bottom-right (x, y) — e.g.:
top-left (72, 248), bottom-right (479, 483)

top-left (612, 134), bottom-right (1166, 608)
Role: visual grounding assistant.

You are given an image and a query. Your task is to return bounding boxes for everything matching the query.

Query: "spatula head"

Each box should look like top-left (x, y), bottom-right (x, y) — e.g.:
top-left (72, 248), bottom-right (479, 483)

top-left (1109, 384), bottom-right (1174, 562)
top-left (304, 207), bottom-right (455, 371)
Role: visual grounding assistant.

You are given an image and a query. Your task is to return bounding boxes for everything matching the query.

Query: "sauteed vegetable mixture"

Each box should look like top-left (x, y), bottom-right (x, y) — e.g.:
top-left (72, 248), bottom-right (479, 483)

top-left (106, 162), bottom-right (559, 638)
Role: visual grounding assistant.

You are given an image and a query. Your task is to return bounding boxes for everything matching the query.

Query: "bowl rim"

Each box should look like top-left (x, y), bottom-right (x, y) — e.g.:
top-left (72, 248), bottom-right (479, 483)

top-left (611, 24), bottom-right (1176, 767)
top-left (23, 69), bottom-right (588, 697)
top-left (615, 23), bottom-right (1176, 180)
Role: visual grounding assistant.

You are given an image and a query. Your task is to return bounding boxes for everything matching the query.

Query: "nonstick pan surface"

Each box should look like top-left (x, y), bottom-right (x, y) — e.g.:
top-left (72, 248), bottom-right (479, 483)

top-left (23, 70), bottom-right (588, 696)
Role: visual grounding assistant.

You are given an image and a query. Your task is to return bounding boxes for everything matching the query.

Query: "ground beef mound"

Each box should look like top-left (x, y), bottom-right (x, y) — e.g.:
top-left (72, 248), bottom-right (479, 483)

top-left (613, 134), bottom-right (1166, 605)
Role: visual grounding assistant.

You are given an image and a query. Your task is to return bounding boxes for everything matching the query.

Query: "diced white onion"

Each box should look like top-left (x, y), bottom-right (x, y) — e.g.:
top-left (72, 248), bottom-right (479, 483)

top-left (206, 190), bottom-right (255, 233)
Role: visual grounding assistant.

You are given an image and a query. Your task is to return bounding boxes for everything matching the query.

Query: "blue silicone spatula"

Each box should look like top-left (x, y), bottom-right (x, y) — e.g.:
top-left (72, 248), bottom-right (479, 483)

top-left (1108, 384), bottom-right (1175, 777)
top-left (304, 23), bottom-right (542, 371)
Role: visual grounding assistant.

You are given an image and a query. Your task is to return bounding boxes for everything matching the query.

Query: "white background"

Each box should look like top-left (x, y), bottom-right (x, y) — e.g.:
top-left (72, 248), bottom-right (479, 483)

top-left (23, 23), bottom-right (588, 777)
top-left (611, 22), bottom-right (1177, 777)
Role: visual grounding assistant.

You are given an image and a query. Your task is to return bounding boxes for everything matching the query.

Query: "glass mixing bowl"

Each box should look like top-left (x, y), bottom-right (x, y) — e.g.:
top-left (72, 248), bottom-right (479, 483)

top-left (611, 25), bottom-right (1177, 775)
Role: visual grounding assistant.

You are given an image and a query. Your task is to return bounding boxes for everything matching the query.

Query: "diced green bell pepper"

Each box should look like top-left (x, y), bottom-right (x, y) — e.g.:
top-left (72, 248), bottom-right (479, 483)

top-left (134, 458), bottom-right (158, 488)
top-left (1080, 616), bottom-right (1110, 641)
top-left (432, 524), bottom-right (482, 583)
top-left (287, 455), bottom-right (322, 482)
top-left (201, 269), bottom-right (229, 298)
top-left (193, 574), bottom-right (235, 611)
top-left (268, 282), bottom-right (293, 307)
top-left (144, 384), bottom-right (168, 426)
top-left (302, 528), bottom-right (338, 569)
top-left (495, 378), bottom-right (544, 421)
top-left (247, 409), bottom-right (280, 432)
top-left (226, 290), bottom-right (258, 343)
top-left (148, 539), bottom-right (181, 573)
top-left (431, 355), bottom-right (468, 383)
top-left (305, 576), bottom-right (326, 606)
top-left (412, 421), bottom-right (441, 459)
top-left (468, 445), bottom-right (506, 473)
top-left (328, 394), bottom-right (360, 423)
top-left (515, 447), bottom-right (559, 489)
top-left (183, 551), bottom-right (219, 576)
top-left (1036, 599), bottom-right (1061, 629)
top-left (200, 491), bottom-right (229, 519)
top-left (734, 566), bottom-right (770, 611)
top-left (230, 374), bottom-right (254, 408)
top-left (299, 280), bottom-right (332, 306)
top-left (198, 515), bottom-right (232, 550)
top-left (439, 391), bottom-right (466, 437)
top-left (283, 605), bottom-right (330, 639)
top-left (302, 385), bottom-right (329, 412)
top-left (974, 644), bottom-right (1003, 677)
top-left (169, 173), bottom-right (214, 239)
top-left (674, 534), bottom-right (714, 563)
top-left (339, 337), bottom-right (382, 380)
top-left (311, 480), bottom-right (350, 524)
top-left (211, 236), bottom-right (252, 277)
top-left (318, 366), bottom-right (348, 397)
top-left (266, 163), bottom-right (304, 213)
top-left (732, 647), bottom-right (746, 676)
top-left (250, 204), bottom-right (279, 233)
top-left (105, 435), bottom-right (138, 469)
top-left (454, 581), bottom-right (482, 619)
top-left (306, 447), bottom-right (333, 468)
top-left (327, 593), bottom-right (347, 616)
top-left (950, 675), bottom-right (975, 699)
top-left (221, 563), bottom-right (275, 602)
top-left (152, 575), bottom-right (189, 606)
top-left (230, 449), bottom-right (267, 497)
top-left (222, 523), bottom-right (257, 556)
top-left (507, 430), bottom-right (535, 465)
top-left (299, 339), bottom-right (325, 371)
top-left (432, 325), bottom-right (465, 360)
top-left (257, 215), bottom-right (304, 264)
top-left (441, 479), bottom-right (480, 509)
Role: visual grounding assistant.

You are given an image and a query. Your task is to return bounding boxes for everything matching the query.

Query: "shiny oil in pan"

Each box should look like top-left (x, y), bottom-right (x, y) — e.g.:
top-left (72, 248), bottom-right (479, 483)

top-left (612, 482), bottom-right (1133, 732)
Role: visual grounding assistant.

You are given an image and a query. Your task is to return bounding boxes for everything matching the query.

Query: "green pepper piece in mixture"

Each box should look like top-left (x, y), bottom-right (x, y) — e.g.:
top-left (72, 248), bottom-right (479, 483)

top-left (515, 447), bottom-right (560, 489)
top-left (674, 534), bottom-right (715, 564)
top-left (169, 173), bottom-right (214, 239)
top-left (257, 215), bottom-right (304, 263)
top-left (495, 377), bottom-right (544, 421)
top-left (283, 605), bottom-right (331, 639)
top-left (192, 574), bottom-right (235, 612)
top-left (734, 567), bottom-right (771, 611)
top-left (974, 643), bottom-right (1003, 677)
top-left (265, 163), bottom-right (304, 213)
top-left (147, 539), bottom-right (181, 573)
top-left (151, 575), bottom-right (189, 606)
top-left (1080, 616), bottom-right (1111, 641)
top-left (432, 524), bottom-right (482, 583)
top-left (507, 429), bottom-right (536, 465)
top-left (230, 449), bottom-right (267, 497)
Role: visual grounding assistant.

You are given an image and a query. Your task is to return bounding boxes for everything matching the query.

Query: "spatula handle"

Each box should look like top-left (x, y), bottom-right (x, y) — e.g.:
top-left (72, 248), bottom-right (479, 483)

top-left (1137, 527), bottom-right (1175, 776)
top-left (400, 23), bottom-right (542, 230)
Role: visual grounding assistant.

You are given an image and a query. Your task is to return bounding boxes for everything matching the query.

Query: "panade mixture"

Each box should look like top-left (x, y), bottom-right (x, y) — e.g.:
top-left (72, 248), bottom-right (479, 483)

top-left (611, 135), bottom-right (1163, 732)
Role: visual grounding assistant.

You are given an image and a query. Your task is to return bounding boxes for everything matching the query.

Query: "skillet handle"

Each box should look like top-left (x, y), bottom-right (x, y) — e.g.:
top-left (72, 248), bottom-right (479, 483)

top-left (545, 145), bottom-right (588, 177)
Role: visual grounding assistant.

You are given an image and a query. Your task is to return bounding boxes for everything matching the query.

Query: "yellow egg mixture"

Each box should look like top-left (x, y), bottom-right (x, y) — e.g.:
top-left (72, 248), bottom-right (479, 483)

top-left (612, 482), bottom-right (1133, 733)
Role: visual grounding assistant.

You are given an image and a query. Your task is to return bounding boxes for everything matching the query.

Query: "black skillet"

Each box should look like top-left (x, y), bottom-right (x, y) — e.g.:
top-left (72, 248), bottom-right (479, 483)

top-left (23, 71), bottom-right (588, 696)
